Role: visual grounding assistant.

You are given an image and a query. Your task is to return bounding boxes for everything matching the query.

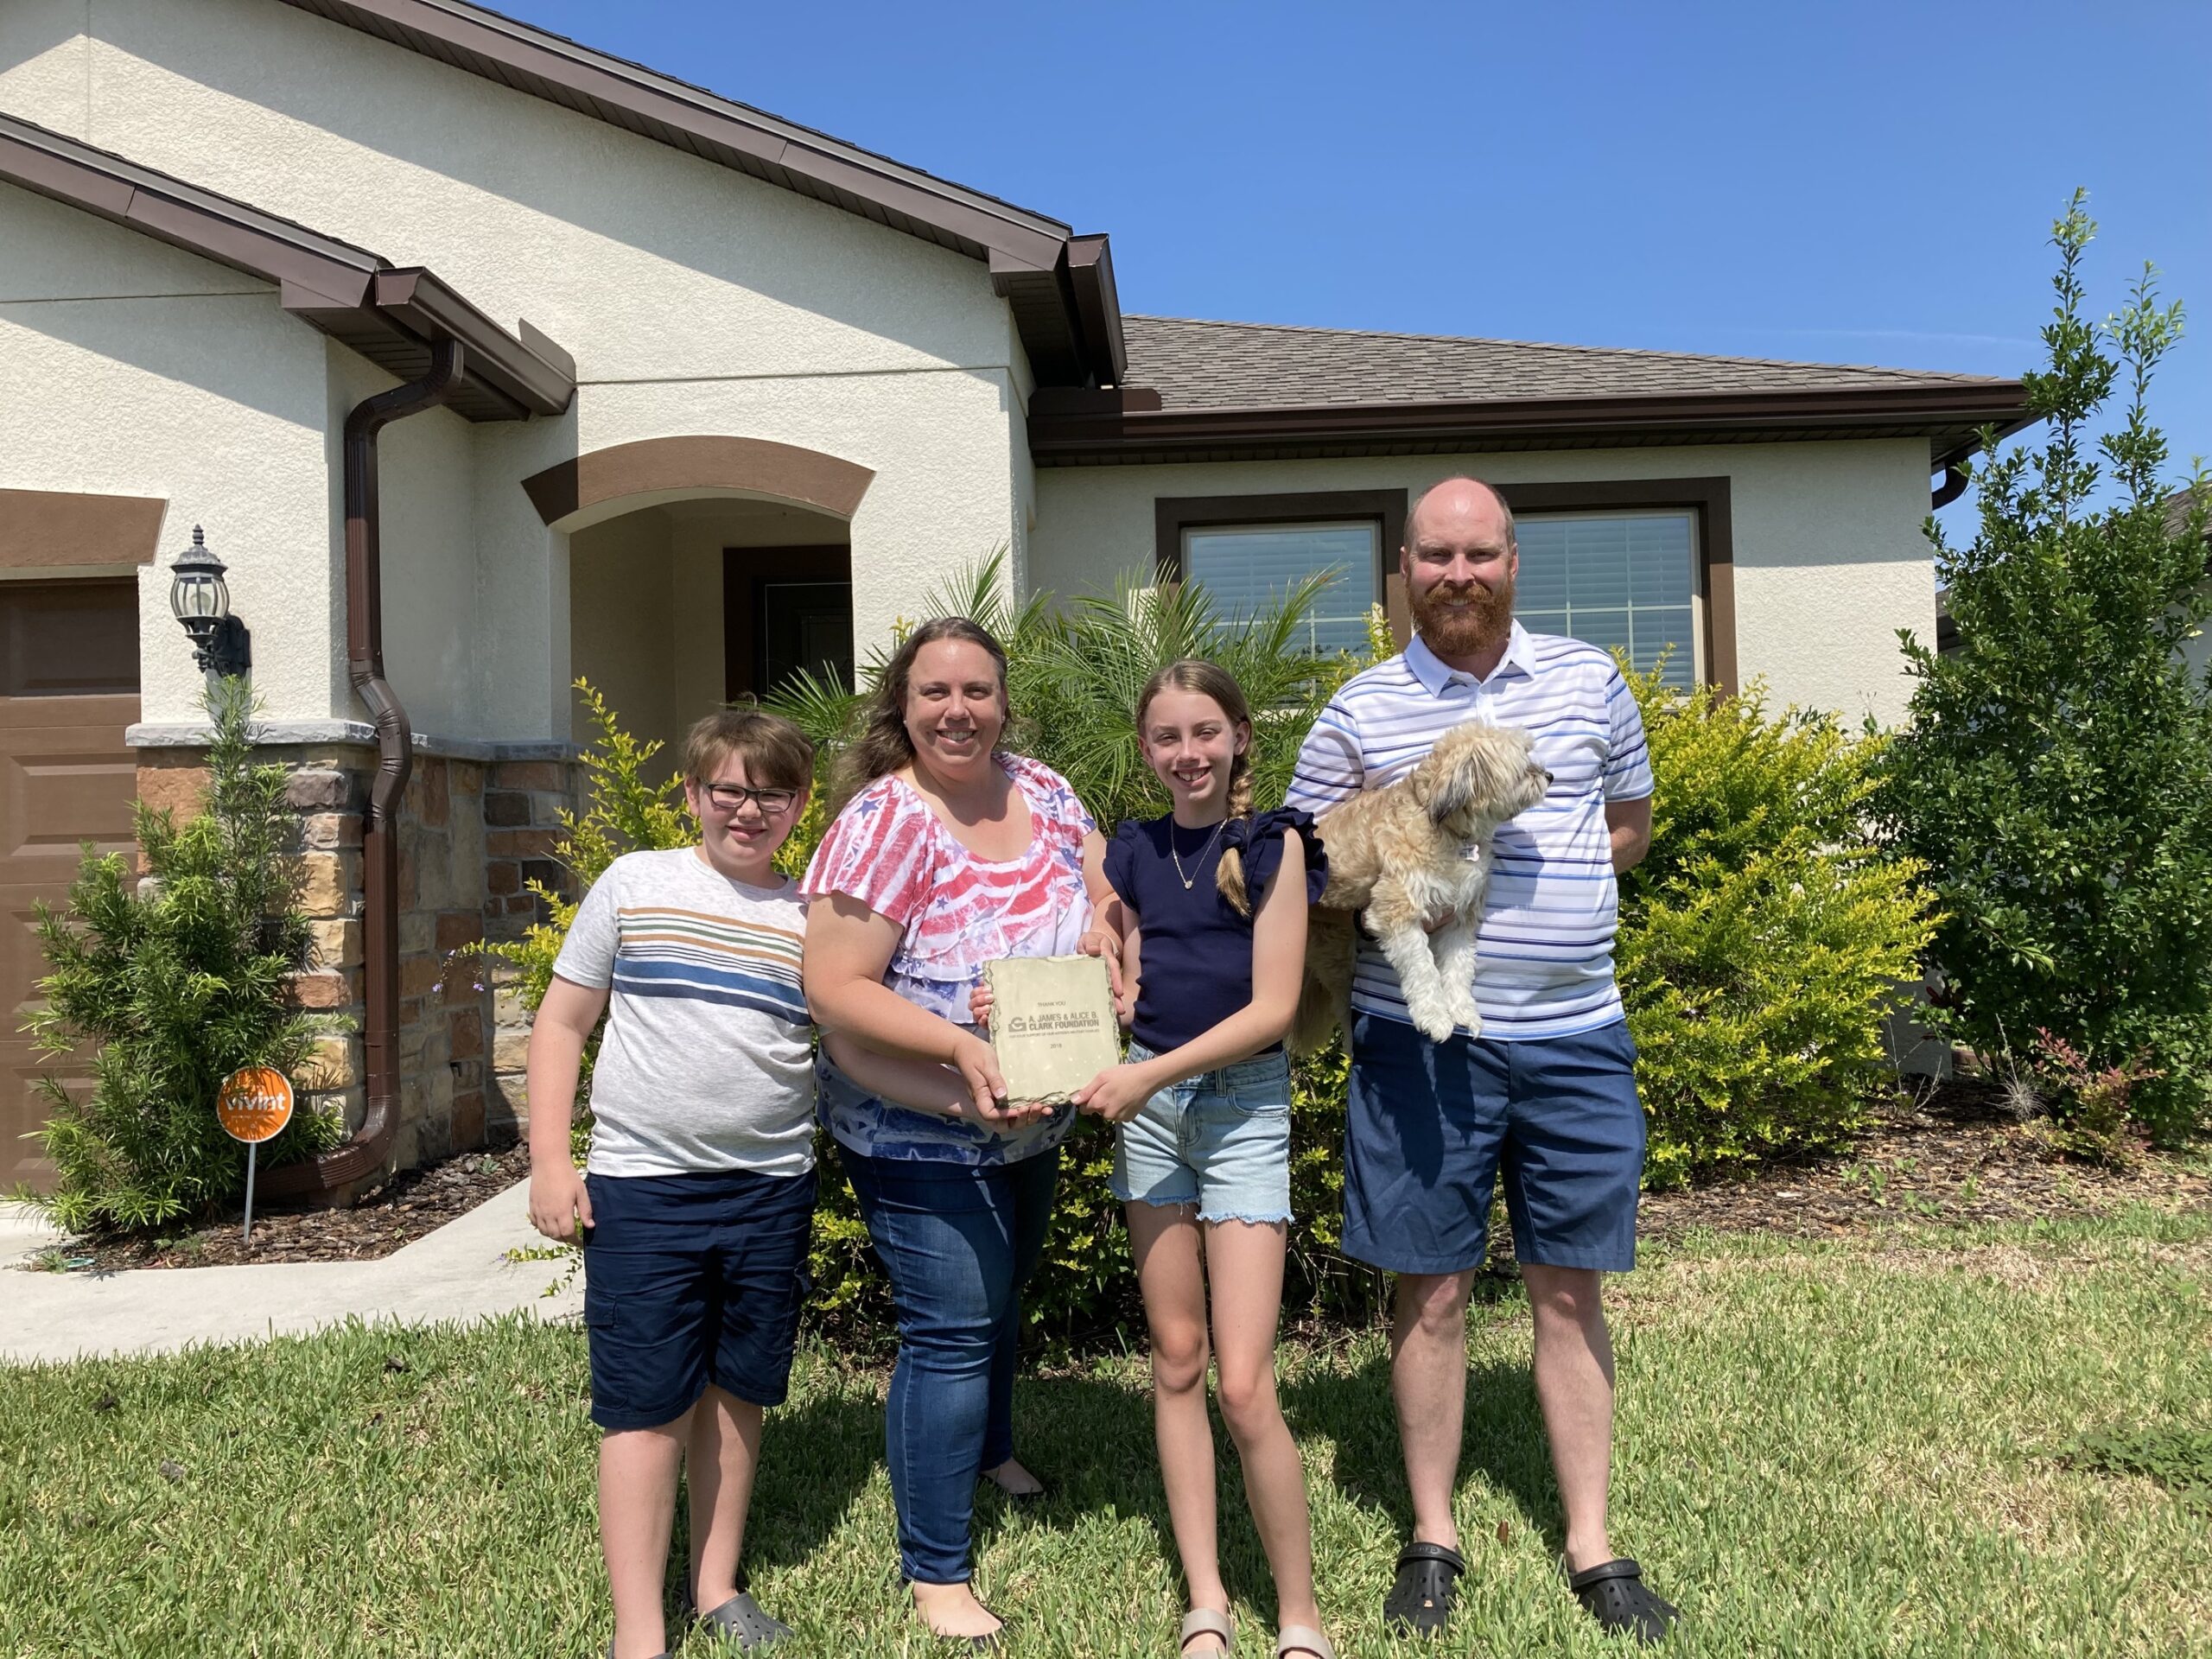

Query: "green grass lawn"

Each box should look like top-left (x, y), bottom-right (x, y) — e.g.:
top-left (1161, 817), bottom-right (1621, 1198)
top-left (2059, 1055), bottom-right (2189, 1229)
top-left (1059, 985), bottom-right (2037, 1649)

top-left (5, 1207), bottom-right (2209, 1658)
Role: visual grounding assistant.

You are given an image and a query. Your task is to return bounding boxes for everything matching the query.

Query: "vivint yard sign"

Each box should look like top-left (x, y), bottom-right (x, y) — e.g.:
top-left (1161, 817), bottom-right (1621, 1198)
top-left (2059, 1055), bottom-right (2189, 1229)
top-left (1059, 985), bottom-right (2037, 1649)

top-left (217, 1065), bottom-right (294, 1242)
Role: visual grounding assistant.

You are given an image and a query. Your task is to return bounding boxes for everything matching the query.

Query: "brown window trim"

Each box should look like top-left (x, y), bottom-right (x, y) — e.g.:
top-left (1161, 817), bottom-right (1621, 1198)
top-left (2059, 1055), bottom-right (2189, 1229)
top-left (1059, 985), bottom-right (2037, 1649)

top-left (1154, 480), bottom-right (1733, 693)
top-left (1153, 489), bottom-right (1408, 626)
top-left (1497, 478), bottom-right (1737, 696)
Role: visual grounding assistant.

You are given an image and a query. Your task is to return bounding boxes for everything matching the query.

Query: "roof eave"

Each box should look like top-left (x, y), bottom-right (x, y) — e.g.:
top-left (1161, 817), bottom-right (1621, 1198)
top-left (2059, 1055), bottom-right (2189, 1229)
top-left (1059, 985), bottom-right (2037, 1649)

top-left (0, 113), bottom-right (574, 423)
top-left (1029, 383), bottom-right (2036, 466)
top-left (273, 0), bottom-right (1071, 267)
top-left (270, 0), bottom-right (1115, 385)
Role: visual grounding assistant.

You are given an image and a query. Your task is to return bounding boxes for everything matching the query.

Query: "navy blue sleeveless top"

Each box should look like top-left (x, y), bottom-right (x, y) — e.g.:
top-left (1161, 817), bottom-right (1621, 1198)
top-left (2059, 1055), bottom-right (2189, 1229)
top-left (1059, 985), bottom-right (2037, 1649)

top-left (1102, 808), bottom-right (1327, 1054)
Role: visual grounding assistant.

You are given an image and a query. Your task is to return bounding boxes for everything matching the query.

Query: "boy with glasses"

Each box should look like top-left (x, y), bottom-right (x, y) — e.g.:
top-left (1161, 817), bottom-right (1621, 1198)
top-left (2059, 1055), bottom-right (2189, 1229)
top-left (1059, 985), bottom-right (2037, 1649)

top-left (526, 709), bottom-right (818, 1659)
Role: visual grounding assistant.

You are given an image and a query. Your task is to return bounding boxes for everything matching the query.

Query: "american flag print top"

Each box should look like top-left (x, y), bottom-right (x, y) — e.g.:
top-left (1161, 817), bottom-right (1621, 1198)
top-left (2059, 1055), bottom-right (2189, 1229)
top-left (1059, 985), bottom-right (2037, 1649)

top-left (803, 753), bottom-right (1096, 1164)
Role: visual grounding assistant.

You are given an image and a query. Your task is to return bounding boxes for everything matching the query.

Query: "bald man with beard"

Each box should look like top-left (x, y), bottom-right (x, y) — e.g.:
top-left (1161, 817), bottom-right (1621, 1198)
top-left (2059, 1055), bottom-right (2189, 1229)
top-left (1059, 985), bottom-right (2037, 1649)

top-left (1287, 478), bottom-right (1676, 1644)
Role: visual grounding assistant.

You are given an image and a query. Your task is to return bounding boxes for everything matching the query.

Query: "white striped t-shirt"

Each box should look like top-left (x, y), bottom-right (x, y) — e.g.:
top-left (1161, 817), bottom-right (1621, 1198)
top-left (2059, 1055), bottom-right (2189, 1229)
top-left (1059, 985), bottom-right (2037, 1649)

top-left (554, 849), bottom-right (815, 1178)
top-left (1286, 623), bottom-right (1654, 1040)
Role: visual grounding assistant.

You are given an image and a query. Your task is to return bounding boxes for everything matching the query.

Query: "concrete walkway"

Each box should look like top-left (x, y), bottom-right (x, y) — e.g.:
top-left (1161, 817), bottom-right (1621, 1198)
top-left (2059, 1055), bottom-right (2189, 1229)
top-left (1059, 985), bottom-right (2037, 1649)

top-left (0, 1179), bottom-right (583, 1366)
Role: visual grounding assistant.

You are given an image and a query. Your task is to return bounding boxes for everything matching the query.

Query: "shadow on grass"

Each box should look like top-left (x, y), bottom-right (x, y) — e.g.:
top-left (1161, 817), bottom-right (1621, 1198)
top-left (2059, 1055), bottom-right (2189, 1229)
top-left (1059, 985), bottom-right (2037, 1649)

top-left (713, 1294), bottom-right (1567, 1614)
top-left (1281, 1319), bottom-right (1564, 1557)
top-left (993, 1370), bottom-right (1297, 1626)
top-left (671, 1384), bottom-right (884, 1580)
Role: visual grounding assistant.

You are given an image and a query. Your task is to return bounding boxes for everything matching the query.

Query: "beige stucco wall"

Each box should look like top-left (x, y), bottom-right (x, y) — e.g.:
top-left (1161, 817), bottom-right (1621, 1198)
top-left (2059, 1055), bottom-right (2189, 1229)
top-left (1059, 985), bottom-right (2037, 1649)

top-left (566, 508), bottom-right (731, 773)
top-left (1031, 439), bottom-right (1941, 726)
top-left (668, 520), bottom-right (727, 727)
top-left (327, 346), bottom-right (486, 739)
top-left (0, 180), bottom-right (337, 727)
top-left (2, 0), bottom-right (1034, 741)
top-left (569, 512), bottom-right (678, 764)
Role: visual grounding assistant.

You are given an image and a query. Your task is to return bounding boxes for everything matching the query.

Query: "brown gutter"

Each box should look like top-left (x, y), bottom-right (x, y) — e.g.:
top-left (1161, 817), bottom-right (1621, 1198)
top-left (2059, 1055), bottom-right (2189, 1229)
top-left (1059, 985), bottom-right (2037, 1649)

top-left (1029, 381), bottom-right (2035, 466)
top-left (264, 340), bottom-right (466, 1201)
top-left (1931, 461), bottom-right (1971, 510)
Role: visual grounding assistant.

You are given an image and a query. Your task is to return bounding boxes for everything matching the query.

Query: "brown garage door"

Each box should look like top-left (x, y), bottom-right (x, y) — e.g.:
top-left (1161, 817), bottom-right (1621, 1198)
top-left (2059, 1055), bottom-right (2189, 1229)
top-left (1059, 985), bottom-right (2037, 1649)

top-left (1, 580), bottom-right (140, 1192)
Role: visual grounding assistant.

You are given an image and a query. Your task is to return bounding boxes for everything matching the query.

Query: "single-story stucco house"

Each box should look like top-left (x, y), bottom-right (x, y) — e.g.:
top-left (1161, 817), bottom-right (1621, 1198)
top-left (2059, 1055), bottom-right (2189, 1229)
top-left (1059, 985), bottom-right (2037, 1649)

top-left (0, 0), bottom-right (2032, 1197)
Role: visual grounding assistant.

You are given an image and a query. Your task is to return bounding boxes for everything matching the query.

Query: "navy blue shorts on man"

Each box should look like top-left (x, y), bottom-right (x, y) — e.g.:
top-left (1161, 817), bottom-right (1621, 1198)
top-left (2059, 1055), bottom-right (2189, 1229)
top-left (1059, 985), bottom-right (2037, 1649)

top-left (1344, 1014), bottom-right (1643, 1274)
top-left (581, 1165), bottom-right (817, 1431)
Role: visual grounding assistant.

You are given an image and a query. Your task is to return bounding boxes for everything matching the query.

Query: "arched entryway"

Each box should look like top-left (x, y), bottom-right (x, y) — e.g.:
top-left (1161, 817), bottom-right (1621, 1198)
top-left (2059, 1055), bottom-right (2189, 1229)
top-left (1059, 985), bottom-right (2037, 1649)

top-left (521, 436), bottom-right (873, 762)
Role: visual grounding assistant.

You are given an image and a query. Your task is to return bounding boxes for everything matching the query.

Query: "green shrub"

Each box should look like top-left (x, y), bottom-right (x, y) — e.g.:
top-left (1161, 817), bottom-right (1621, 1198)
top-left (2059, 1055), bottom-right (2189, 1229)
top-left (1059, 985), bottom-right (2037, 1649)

top-left (24, 679), bottom-right (344, 1234)
top-left (1618, 667), bottom-right (1937, 1185)
top-left (2029, 1028), bottom-right (2160, 1166)
top-left (482, 680), bottom-right (690, 1041)
top-left (1873, 194), bottom-right (2212, 1140)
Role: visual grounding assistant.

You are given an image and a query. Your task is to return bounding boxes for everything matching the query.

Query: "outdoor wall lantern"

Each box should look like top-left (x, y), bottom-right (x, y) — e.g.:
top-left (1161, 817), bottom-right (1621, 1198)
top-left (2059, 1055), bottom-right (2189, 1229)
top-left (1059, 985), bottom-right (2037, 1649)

top-left (168, 524), bottom-right (251, 678)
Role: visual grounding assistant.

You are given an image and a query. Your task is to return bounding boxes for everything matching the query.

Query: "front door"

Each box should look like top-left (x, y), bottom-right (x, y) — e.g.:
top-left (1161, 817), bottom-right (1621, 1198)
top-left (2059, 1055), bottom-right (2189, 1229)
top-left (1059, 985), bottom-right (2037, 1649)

top-left (723, 545), bottom-right (853, 702)
top-left (0, 579), bottom-right (141, 1192)
top-left (758, 580), bottom-right (855, 696)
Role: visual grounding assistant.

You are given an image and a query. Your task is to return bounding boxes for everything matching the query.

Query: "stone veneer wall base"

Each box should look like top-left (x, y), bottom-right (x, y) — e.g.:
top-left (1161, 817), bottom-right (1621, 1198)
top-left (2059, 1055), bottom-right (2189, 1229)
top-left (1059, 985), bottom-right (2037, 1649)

top-left (133, 740), bottom-right (579, 1203)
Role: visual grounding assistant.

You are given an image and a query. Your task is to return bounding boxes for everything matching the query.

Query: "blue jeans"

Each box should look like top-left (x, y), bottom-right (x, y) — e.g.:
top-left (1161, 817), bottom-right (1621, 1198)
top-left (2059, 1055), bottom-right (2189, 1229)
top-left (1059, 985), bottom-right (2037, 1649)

top-left (1110, 1041), bottom-right (1293, 1224)
top-left (839, 1144), bottom-right (1060, 1585)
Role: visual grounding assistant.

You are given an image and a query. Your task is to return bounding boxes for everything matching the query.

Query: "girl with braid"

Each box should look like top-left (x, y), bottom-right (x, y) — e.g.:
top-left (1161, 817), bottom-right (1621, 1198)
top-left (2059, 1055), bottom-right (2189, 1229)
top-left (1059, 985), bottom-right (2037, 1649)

top-left (1001, 658), bottom-right (1332, 1659)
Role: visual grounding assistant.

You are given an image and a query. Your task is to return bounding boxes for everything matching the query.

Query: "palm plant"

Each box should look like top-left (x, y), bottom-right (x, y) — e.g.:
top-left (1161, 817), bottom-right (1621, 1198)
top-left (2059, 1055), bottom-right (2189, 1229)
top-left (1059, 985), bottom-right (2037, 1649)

top-left (763, 550), bottom-right (1365, 835)
top-left (1027, 566), bottom-right (1347, 829)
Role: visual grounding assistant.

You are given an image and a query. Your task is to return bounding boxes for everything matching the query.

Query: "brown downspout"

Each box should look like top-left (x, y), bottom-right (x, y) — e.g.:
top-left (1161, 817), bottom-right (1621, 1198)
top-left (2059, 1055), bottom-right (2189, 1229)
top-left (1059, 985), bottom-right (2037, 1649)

top-left (265, 340), bottom-right (465, 1200)
top-left (1931, 459), bottom-right (1969, 511)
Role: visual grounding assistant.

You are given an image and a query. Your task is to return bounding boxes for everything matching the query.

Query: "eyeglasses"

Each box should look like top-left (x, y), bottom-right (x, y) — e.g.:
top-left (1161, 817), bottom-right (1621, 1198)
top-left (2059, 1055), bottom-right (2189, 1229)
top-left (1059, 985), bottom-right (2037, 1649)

top-left (700, 783), bottom-right (800, 816)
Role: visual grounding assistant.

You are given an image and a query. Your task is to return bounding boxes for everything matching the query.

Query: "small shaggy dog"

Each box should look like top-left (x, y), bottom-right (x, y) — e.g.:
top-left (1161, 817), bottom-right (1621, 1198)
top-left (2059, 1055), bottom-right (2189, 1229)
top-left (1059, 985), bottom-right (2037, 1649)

top-left (1294, 721), bottom-right (1552, 1051)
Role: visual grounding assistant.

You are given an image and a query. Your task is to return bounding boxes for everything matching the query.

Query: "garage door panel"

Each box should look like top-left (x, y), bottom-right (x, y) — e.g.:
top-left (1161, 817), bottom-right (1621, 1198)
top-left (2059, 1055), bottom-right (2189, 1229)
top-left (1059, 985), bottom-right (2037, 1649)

top-left (0, 714), bottom-right (142, 874)
top-left (2, 582), bottom-right (140, 696)
top-left (2, 1058), bottom-right (78, 1193)
top-left (0, 580), bottom-right (137, 1192)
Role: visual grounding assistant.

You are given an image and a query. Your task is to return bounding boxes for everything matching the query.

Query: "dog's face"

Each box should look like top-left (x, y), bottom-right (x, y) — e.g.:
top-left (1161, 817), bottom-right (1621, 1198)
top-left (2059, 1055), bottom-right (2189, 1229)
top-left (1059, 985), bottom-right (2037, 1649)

top-left (1409, 722), bottom-right (1551, 839)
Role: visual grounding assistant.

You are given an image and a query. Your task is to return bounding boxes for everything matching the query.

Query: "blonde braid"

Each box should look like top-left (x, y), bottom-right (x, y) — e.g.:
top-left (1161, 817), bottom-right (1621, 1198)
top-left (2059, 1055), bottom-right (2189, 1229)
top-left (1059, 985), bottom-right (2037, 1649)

top-left (1214, 752), bottom-right (1257, 917)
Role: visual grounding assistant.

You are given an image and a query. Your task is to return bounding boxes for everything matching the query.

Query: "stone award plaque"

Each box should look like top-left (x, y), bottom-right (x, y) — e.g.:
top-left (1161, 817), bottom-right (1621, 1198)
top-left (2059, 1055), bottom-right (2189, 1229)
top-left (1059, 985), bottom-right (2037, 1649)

top-left (983, 953), bottom-right (1121, 1104)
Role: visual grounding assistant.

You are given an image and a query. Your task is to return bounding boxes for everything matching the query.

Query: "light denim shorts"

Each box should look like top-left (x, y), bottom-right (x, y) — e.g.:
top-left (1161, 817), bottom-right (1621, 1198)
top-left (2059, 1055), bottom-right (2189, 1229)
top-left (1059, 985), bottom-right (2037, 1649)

top-left (1110, 1041), bottom-right (1294, 1225)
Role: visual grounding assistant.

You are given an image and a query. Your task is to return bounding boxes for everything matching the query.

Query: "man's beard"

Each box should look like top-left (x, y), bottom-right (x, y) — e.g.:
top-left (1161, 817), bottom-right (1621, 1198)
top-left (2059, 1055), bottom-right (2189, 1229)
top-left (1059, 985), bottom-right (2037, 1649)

top-left (1412, 573), bottom-right (1515, 658)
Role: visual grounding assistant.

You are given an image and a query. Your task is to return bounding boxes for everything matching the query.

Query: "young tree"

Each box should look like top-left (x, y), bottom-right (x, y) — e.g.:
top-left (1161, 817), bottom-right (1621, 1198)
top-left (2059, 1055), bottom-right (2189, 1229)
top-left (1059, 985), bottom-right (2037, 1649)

top-left (1876, 193), bottom-right (2212, 1138)
top-left (27, 678), bottom-right (343, 1231)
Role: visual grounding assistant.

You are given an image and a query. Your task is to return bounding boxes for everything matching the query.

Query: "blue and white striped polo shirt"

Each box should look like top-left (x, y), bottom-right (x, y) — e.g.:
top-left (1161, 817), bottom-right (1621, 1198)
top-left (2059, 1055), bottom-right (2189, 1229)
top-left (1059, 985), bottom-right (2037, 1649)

top-left (1286, 623), bottom-right (1654, 1041)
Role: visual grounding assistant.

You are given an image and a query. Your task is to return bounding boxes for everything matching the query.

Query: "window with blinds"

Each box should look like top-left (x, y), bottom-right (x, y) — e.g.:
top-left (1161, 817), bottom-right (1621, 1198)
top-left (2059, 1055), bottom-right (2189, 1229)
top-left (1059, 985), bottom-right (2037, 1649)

top-left (1515, 510), bottom-right (1698, 687)
top-left (1181, 520), bottom-right (1378, 655)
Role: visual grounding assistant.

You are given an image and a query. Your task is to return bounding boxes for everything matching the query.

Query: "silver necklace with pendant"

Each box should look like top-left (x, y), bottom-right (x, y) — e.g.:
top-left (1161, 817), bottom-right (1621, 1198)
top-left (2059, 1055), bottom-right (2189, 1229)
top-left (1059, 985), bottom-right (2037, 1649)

top-left (1169, 817), bottom-right (1229, 891)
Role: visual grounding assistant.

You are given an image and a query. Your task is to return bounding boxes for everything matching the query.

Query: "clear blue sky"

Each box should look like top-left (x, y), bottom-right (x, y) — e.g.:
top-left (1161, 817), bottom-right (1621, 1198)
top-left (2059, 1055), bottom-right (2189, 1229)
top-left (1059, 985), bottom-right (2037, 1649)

top-left (500, 0), bottom-right (2210, 523)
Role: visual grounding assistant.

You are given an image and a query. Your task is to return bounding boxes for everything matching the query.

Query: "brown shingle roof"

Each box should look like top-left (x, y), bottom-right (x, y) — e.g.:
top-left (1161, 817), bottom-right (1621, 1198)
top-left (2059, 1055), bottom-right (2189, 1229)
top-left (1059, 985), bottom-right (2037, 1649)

top-left (1032, 315), bottom-right (2032, 467)
top-left (2167, 486), bottom-right (2205, 542)
top-left (1122, 315), bottom-right (2012, 412)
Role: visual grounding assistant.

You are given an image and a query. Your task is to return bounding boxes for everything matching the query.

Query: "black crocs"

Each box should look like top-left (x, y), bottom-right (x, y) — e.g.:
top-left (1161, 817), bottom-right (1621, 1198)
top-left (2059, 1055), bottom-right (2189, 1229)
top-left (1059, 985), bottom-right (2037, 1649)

top-left (696, 1591), bottom-right (793, 1651)
top-left (1382, 1540), bottom-right (1465, 1637)
top-left (1567, 1558), bottom-right (1678, 1644)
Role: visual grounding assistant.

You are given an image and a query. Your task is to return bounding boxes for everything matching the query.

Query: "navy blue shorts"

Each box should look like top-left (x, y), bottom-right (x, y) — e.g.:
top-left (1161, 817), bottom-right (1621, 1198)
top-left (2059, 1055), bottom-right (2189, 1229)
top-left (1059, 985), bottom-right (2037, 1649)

top-left (581, 1166), bottom-right (817, 1430)
top-left (1344, 1014), bottom-right (1644, 1274)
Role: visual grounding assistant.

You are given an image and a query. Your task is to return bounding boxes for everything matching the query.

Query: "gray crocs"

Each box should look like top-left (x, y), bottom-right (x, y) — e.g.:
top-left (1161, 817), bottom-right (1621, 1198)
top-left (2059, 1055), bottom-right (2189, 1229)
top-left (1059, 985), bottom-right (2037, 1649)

top-left (696, 1591), bottom-right (794, 1651)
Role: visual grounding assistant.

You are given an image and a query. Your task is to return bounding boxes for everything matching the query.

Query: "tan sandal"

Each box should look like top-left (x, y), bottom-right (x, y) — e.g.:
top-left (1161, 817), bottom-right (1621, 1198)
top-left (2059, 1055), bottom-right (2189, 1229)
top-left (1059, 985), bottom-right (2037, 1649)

top-left (1179, 1607), bottom-right (1235, 1656)
top-left (1274, 1625), bottom-right (1333, 1659)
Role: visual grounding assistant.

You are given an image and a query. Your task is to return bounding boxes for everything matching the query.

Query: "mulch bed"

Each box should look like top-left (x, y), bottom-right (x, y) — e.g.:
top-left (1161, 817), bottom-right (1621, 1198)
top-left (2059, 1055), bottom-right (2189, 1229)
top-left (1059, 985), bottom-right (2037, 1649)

top-left (1637, 1081), bottom-right (2212, 1245)
top-left (52, 1139), bottom-right (530, 1272)
top-left (35, 1084), bottom-right (2212, 1278)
